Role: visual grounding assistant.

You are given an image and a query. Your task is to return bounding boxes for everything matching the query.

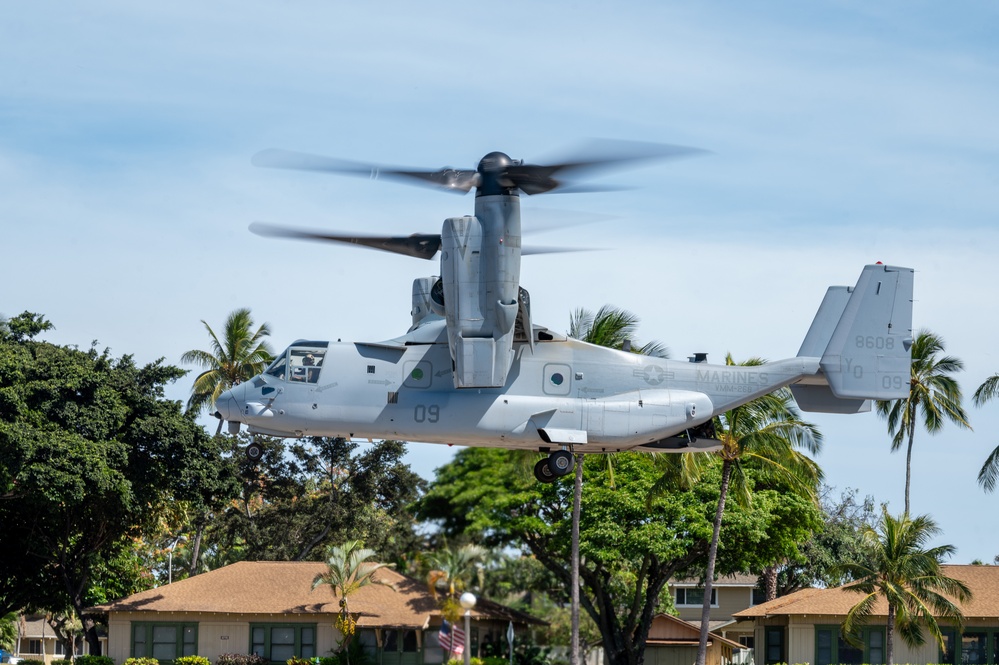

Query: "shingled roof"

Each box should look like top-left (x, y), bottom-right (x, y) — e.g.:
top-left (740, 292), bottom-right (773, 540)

top-left (92, 561), bottom-right (544, 628)
top-left (733, 565), bottom-right (999, 620)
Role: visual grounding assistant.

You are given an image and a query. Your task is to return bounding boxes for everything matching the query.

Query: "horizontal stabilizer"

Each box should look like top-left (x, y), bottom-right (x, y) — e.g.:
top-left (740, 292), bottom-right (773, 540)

top-left (789, 384), bottom-right (871, 414)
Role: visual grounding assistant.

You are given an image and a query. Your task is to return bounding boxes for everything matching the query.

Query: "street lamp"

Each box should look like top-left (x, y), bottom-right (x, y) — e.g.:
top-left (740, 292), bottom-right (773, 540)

top-left (459, 592), bottom-right (476, 665)
top-left (167, 535), bottom-right (187, 584)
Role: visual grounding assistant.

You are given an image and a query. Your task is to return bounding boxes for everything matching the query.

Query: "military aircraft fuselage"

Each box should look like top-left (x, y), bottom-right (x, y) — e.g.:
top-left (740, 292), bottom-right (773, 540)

top-left (216, 318), bottom-right (821, 453)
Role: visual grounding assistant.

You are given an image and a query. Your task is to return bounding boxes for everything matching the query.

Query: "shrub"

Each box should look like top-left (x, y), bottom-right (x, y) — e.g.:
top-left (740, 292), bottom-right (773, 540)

top-left (483, 658), bottom-right (506, 665)
top-left (176, 657), bottom-right (211, 665)
top-left (52, 659), bottom-right (73, 665)
top-left (216, 655), bottom-right (267, 665)
top-left (76, 656), bottom-right (115, 665)
top-left (286, 659), bottom-right (311, 665)
top-left (124, 658), bottom-right (159, 665)
top-left (19, 660), bottom-right (45, 665)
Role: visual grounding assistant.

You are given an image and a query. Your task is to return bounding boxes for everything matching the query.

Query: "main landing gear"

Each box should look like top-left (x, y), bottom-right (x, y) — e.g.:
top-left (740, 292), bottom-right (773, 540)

top-left (246, 440), bottom-right (264, 462)
top-left (534, 450), bottom-right (575, 483)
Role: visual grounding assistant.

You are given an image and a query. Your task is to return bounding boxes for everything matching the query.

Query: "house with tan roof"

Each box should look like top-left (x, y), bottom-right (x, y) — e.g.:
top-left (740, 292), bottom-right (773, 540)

top-left (90, 561), bottom-right (544, 665)
top-left (731, 564), bottom-right (999, 665)
top-left (632, 613), bottom-right (747, 665)
top-left (669, 574), bottom-right (763, 651)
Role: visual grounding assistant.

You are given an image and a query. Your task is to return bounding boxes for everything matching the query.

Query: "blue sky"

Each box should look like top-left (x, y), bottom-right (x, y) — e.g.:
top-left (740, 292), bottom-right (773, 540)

top-left (3, 1), bottom-right (999, 562)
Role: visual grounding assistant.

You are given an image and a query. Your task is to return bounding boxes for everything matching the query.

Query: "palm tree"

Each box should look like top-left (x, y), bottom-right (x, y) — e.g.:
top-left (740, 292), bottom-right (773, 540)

top-left (876, 329), bottom-right (970, 514)
top-left (972, 374), bottom-right (999, 491)
top-left (569, 305), bottom-right (668, 358)
top-left (567, 304), bottom-right (667, 665)
top-left (689, 355), bottom-right (823, 665)
top-left (425, 542), bottom-right (487, 621)
top-left (182, 307), bottom-right (274, 434)
top-left (839, 509), bottom-right (970, 665)
top-left (312, 540), bottom-right (396, 665)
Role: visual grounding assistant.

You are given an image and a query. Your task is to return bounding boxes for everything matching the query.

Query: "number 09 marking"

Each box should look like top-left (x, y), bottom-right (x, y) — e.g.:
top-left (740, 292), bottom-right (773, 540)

top-left (882, 375), bottom-right (905, 390)
top-left (414, 404), bottom-right (440, 423)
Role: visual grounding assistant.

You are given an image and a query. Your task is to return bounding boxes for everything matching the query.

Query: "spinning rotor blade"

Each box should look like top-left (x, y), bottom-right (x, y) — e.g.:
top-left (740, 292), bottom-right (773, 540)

top-left (522, 245), bottom-right (598, 256)
top-left (250, 222), bottom-right (589, 259)
top-left (249, 222), bottom-right (442, 260)
top-left (506, 139), bottom-right (709, 195)
top-left (252, 139), bottom-right (707, 198)
top-left (252, 149), bottom-right (478, 193)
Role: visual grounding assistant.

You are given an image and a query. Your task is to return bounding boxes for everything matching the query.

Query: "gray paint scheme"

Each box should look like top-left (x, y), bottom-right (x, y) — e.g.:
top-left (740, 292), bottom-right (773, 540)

top-left (216, 264), bottom-right (914, 455)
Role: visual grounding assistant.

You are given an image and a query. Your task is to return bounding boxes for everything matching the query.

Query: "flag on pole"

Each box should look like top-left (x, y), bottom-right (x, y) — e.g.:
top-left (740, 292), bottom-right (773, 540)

top-left (438, 620), bottom-right (466, 656)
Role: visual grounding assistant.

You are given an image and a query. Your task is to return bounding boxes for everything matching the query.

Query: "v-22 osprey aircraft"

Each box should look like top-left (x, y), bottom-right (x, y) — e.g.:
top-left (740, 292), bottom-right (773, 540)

top-left (214, 143), bottom-right (914, 482)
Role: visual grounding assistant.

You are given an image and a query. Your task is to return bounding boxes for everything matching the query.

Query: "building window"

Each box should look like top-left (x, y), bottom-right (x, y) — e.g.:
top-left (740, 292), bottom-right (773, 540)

top-left (939, 628), bottom-right (959, 665)
top-left (675, 587), bottom-right (717, 606)
top-left (963, 631), bottom-right (989, 665)
top-left (939, 629), bottom-right (999, 665)
top-left (250, 624), bottom-right (316, 661)
top-left (27, 640), bottom-right (42, 655)
top-left (751, 588), bottom-right (767, 606)
top-left (815, 625), bottom-right (884, 665)
top-left (358, 629), bottom-right (378, 661)
top-left (131, 623), bottom-right (198, 661)
top-left (764, 627), bottom-right (784, 665)
top-left (423, 629), bottom-right (443, 664)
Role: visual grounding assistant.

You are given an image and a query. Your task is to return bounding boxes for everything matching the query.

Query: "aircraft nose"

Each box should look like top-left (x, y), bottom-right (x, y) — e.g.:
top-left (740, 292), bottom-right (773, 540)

top-left (214, 388), bottom-right (238, 422)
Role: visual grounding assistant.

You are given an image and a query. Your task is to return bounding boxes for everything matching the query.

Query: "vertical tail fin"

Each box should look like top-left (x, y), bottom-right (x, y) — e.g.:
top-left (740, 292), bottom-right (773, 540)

top-left (821, 264), bottom-right (913, 399)
top-left (791, 264), bottom-right (913, 410)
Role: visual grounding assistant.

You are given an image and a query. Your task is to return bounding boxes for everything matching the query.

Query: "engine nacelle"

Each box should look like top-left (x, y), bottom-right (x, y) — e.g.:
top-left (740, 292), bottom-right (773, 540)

top-left (441, 206), bottom-right (521, 388)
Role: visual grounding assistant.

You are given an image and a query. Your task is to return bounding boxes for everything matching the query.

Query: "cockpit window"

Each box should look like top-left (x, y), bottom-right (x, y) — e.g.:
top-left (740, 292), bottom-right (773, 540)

top-left (289, 346), bottom-right (326, 383)
top-left (265, 354), bottom-right (288, 380)
top-left (265, 343), bottom-right (329, 384)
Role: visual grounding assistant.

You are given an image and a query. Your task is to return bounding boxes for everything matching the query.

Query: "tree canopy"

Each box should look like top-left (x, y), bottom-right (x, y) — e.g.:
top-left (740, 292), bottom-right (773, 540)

top-left (206, 435), bottom-right (426, 566)
top-left (415, 448), bottom-right (820, 665)
top-left (0, 312), bottom-right (234, 653)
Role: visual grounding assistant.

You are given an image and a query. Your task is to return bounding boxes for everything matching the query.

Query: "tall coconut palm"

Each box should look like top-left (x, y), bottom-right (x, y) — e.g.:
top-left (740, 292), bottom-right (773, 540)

top-left (876, 329), bottom-right (970, 514)
top-left (972, 374), bottom-right (999, 492)
top-left (839, 509), bottom-right (970, 665)
top-left (567, 304), bottom-right (666, 665)
top-left (312, 540), bottom-right (396, 665)
top-left (182, 308), bottom-right (274, 434)
top-left (687, 355), bottom-right (823, 665)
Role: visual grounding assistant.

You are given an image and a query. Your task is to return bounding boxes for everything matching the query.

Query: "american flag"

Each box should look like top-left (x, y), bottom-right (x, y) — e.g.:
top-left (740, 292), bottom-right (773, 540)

top-left (438, 619), bottom-right (465, 656)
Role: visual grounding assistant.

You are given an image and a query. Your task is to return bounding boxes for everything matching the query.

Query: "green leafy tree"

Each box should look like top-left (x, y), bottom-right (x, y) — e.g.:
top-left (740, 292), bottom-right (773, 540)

top-left (210, 436), bottom-right (424, 565)
top-left (839, 509), bottom-right (971, 665)
top-left (770, 486), bottom-right (880, 596)
top-left (876, 329), bottom-right (970, 514)
top-left (684, 355), bottom-right (822, 665)
top-left (0, 312), bottom-right (235, 653)
top-left (415, 448), bottom-right (819, 665)
top-left (312, 541), bottom-right (395, 665)
top-left (0, 613), bottom-right (16, 652)
top-left (181, 308), bottom-right (274, 432)
top-left (971, 374), bottom-right (999, 491)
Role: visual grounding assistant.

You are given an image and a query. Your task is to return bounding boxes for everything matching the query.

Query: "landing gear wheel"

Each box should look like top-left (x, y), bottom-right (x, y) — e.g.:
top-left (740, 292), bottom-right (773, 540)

top-left (534, 459), bottom-right (557, 483)
top-left (246, 442), bottom-right (264, 462)
top-left (548, 450), bottom-right (575, 477)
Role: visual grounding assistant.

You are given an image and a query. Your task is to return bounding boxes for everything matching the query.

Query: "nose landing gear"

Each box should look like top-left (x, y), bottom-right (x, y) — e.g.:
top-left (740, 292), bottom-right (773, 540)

top-left (533, 449), bottom-right (575, 483)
